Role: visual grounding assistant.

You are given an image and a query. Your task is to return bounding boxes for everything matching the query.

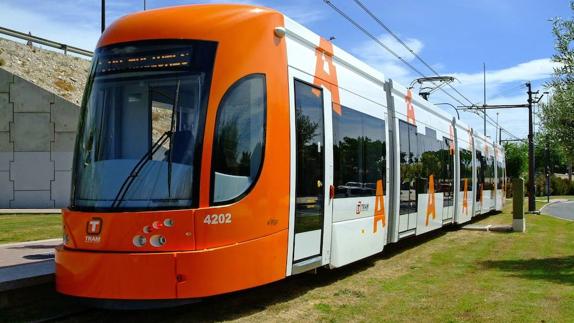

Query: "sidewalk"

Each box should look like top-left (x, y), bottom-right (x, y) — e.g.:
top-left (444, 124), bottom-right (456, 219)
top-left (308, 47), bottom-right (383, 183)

top-left (0, 209), bottom-right (61, 214)
top-left (0, 239), bottom-right (61, 292)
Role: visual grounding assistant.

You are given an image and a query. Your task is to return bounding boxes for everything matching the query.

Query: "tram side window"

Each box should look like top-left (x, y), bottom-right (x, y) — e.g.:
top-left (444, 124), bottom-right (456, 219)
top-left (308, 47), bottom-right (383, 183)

top-left (497, 161), bottom-right (504, 188)
top-left (399, 120), bottom-right (455, 215)
top-left (212, 74), bottom-right (266, 204)
top-left (460, 149), bottom-right (472, 191)
top-left (399, 120), bottom-right (418, 215)
top-left (485, 156), bottom-right (495, 191)
top-left (333, 106), bottom-right (386, 198)
top-left (441, 137), bottom-right (454, 207)
top-left (476, 150), bottom-right (485, 201)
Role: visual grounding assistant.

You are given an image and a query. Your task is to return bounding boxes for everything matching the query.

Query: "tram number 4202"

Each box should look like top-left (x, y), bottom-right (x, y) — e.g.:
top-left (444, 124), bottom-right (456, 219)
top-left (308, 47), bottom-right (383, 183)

top-left (203, 213), bottom-right (232, 225)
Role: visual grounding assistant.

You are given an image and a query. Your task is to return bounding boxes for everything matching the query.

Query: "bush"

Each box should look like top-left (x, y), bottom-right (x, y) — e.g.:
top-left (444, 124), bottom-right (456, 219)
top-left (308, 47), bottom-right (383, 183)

top-left (523, 174), bottom-right (574, 197)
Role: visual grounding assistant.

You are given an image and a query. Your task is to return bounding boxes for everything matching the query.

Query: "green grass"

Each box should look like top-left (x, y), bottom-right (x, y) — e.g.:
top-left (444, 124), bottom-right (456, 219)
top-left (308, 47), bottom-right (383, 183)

top-left (3, 200), bottom-right (574, 321)
top-left (536, 195), bottom-right (574, 201)
top-left (0, 213), bottom-right (61, 244)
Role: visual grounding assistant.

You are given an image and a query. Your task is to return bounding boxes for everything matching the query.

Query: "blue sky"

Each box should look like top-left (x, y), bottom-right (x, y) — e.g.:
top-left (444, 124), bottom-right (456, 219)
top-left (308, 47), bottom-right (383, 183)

top-left (1, 0), bottom-right (571, 140)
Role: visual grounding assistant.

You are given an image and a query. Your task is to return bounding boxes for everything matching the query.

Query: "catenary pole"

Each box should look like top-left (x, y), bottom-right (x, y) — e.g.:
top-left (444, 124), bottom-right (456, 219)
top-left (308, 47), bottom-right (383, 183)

top-left (483, 63), bottom-right (487, 136)
top-left (101, 0), bottom-right (105, 33)
top-left (527, 82), bottom-right (536, 212)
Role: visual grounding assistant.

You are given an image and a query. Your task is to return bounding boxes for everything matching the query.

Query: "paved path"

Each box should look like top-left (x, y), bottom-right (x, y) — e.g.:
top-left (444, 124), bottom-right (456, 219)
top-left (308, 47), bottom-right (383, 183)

top-left (0, 209), bottom-right (60, 214)
top-left (0, 239), bottom-right (61, 292)
top-left (541, 201), bottom-right (574, 221)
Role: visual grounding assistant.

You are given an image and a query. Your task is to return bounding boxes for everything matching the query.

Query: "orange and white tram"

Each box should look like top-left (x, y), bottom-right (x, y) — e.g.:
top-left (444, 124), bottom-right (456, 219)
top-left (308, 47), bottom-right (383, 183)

top-left (55, 4), bottom-right (506, 302)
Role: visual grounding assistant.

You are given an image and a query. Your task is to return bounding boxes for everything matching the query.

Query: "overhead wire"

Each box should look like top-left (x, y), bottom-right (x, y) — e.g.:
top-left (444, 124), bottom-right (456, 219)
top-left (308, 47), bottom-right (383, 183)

top-left (321, 0), bottom-right (468, 107)
top-left (323, 0), bottom-right (524, 141)
top-left (351, 0), bottom-right (477, 107)
top-left (351, 0), bottom-right (525, 140)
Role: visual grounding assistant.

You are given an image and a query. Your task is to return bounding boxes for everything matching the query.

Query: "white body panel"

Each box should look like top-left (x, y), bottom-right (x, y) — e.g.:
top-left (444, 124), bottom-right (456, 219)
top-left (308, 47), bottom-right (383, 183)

top-left (330, 216), bottom-right (386, 268)
top-left (281, 12), bottom-right (505, 274)
top-left (388, 81), bottom-right (455, 237)
top-left (285, 17), bottom-right (389, 272)
top-left (454, 121), bottom-right (474, 224)
top-left (293, 230), bottom-right (322, 261)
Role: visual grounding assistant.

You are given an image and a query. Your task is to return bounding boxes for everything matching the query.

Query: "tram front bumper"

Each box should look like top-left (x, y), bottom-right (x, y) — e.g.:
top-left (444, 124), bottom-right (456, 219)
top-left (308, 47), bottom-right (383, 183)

top-left (55, 229), bottom-right (288, 300)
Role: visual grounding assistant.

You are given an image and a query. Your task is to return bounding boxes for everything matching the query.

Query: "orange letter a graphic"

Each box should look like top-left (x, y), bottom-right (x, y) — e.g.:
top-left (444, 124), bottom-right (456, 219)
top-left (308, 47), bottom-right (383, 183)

top-left (406, 89), bottom-right (416, 125)
top-left (425, 175), bottom-right (436, 226)
top-left (462, 178), bottom-right (469, 215)
top-left (313, 38), bottom-right (341, 115)
top-left (373, 179), bottom-right (386, 233)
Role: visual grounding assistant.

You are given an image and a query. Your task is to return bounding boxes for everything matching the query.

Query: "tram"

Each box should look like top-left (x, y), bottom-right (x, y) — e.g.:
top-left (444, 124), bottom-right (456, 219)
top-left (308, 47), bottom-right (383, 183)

top-left (55, 4), bottom-right (506, 302)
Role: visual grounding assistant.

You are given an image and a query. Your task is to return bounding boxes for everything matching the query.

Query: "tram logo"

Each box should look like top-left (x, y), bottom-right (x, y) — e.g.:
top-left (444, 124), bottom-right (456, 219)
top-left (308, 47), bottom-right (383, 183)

top-left (86, 217), bottom-right (103, 235)
top-left (356, 201), bottom-right (369, 214)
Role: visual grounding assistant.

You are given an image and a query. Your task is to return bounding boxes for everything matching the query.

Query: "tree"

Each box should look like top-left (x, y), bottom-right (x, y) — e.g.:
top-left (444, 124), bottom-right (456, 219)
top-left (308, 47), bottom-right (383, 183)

top-left (541, 1), bottom-right (574, 180)
top-left (534, 131), bottom-right (569, 174)
top-left (503, 142), bottom-right (528, 179)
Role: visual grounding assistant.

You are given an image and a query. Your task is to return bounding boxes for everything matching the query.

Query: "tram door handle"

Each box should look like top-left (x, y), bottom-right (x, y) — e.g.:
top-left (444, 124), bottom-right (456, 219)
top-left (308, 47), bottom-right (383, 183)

top-left (317, 141), bottom-right (321, 153)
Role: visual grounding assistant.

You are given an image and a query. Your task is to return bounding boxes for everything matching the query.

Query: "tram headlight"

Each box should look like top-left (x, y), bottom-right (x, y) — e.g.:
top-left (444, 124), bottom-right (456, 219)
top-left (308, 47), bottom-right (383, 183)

top-left (133, 235), bottom-right (146, 247)
top-left (163, 218), bottom-right (174, 227)
top-left (150, 235), bottom-right (166, 247)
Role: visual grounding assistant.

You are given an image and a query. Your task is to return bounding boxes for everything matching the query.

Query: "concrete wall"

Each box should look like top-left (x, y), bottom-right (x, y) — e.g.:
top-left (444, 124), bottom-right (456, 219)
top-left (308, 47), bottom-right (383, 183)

top-left (0, 68), bottom-right (79, 208)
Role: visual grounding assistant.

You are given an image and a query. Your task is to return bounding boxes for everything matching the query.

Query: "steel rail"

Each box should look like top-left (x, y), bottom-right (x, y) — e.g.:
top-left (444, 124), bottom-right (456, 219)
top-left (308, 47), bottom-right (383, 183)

top-left (0, 26), bottom-right (93, 57)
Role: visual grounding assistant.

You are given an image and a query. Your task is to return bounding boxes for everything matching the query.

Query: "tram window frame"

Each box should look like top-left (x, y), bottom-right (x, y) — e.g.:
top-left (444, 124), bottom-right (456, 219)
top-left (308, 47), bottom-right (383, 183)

top-left (497, 161), bottom-right (505, 188)
top-left (398, 120), bottom-right (455, 214)
top-left (476, 150), bottom-right (485, 201)
top-left (459, 148), bottom-right (473, 191)
top-left (441, 136), bottom-right (454, 207)
top-left (210, 74), bottom-right (267, 205)
top-left (332, 106), bottom-right (386, 198)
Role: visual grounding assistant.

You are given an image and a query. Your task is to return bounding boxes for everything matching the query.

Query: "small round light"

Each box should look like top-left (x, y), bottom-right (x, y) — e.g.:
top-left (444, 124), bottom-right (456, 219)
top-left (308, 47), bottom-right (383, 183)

top-left (164, 218), bottom-right (174, 227)
top-left (133, 235), bottom-right (146, 247)
top-left (150, 235), bottom-right (166, 247)
top-left (274, 27), bottom-right (286, 38)
top-left (152, 221), bottom-right (163, 229)
top-left (143, 225), bottom-right (152, 234)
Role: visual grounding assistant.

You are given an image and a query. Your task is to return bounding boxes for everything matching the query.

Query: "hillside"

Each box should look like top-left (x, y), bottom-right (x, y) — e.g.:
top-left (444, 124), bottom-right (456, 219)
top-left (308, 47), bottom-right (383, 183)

top-left (0, 37), bottom-right (91, 105)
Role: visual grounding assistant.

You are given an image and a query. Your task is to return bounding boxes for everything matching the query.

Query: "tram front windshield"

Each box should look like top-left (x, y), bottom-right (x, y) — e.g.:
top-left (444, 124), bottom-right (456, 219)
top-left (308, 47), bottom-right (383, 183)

top-left (72, 40), bottom-right (216, 210)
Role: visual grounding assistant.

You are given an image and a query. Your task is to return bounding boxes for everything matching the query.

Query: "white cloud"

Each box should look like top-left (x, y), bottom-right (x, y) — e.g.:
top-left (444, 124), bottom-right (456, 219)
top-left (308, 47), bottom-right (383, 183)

top-left (352, 34), bottom-right (423, 83)
top-left (279, 6), bottom-right (325, 25)
top-left (351, 34), bottom-right (553, 139)
top-left (452, 58), bottom-right (558, 86)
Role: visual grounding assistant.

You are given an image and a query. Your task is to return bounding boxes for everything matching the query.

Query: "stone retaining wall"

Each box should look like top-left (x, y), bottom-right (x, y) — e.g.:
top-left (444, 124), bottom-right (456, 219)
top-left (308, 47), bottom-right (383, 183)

top-left (0, 68), bottom-right (79, 208)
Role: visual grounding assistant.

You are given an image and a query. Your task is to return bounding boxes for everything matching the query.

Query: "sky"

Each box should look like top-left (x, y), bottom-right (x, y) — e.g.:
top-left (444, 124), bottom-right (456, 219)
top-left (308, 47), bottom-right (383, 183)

top-left (0, 0), bottom-right (571, 141)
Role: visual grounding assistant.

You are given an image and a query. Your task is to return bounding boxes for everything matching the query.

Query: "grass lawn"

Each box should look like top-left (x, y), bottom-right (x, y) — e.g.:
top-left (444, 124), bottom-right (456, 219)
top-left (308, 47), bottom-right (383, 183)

top-left (2, 199), bottom-right (574, 321)
top-left (536, 195), bottom-right (574, 201)
top-left (0, 213), bottom-right (61, 244)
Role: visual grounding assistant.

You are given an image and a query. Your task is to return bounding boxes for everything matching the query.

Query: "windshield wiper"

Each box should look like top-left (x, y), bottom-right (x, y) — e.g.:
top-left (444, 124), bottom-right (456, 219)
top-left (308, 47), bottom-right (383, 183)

top-left (111, 130), bottom-right (172, 208)
top-left (111, 80), bottom-right (181, 209)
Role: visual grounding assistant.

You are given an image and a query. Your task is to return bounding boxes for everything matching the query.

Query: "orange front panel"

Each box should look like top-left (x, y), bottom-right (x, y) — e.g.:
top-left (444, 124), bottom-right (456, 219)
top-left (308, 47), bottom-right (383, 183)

top-left (62, 208), bottom-right (196, 252)
top-left (176, 229), bottom-right (288, 298)
top-left (96, 4), bottom-right (291, 250)
top-left (58, 5), bottom-right (292, 301)
top-left (56, 246), bottom-right (177, 299)
top-left (56, 230), bottom-right (287, 300)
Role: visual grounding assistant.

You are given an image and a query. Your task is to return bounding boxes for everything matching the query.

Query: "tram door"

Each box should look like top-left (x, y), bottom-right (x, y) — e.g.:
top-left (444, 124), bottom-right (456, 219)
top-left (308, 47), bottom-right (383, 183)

top-left (292, 80), bottom-right (326, 265)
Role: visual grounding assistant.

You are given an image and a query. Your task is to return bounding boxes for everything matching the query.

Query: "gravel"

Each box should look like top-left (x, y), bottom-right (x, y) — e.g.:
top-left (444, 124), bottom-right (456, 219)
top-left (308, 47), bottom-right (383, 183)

top-left (0, 37), bottom-right (91, 105)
